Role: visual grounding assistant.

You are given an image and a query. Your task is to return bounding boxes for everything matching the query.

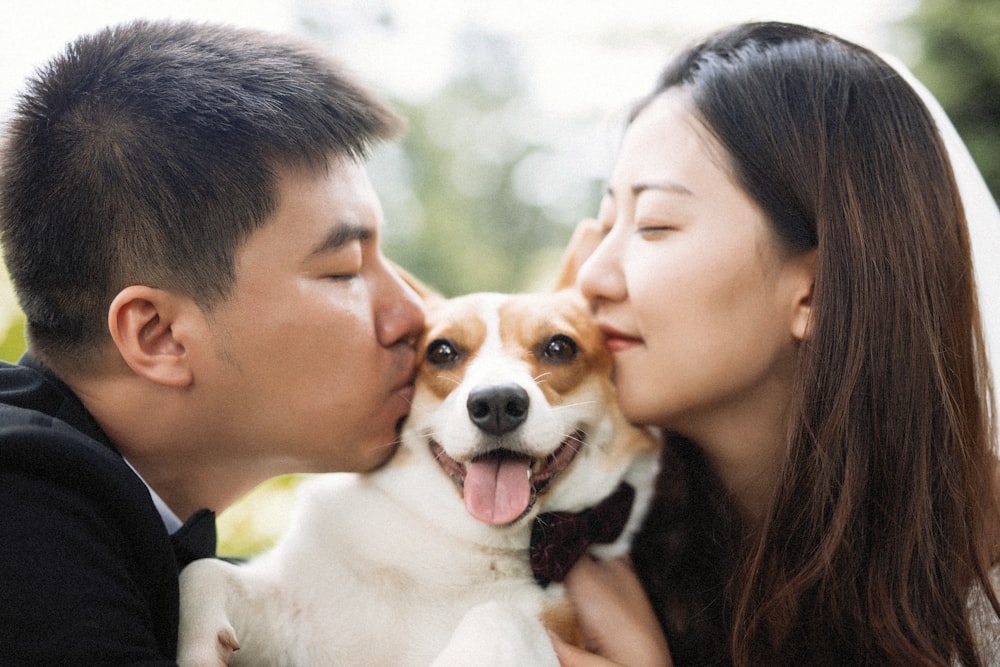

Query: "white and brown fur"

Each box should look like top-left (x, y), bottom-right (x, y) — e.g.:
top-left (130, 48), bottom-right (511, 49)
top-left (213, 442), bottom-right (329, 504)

top-left (178, 285), bottom-right (660, 666)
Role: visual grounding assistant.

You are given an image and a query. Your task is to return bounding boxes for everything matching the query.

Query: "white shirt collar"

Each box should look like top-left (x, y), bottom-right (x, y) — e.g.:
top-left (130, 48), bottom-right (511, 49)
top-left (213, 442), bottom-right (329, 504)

top-left (123, 459), bottom-right (184, 534)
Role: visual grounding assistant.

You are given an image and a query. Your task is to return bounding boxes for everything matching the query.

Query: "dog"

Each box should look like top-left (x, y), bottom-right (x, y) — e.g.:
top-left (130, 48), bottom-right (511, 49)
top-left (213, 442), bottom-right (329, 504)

top-left (177, 286), bottom-right (660, 666)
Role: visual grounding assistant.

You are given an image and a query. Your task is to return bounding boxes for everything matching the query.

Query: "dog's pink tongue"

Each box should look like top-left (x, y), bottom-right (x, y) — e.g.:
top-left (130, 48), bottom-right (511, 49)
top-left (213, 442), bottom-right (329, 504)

top-left (464, 454), bottom-right (532, 525)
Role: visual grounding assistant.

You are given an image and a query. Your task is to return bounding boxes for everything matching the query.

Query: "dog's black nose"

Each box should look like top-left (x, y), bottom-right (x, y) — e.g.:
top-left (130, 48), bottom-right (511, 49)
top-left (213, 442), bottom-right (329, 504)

top-left (467, 384), bottom-right (530, 436)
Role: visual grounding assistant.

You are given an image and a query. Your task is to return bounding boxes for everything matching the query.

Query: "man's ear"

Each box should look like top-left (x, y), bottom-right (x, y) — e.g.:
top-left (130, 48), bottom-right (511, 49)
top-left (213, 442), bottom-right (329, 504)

top-left (107, 286), bottom-right (195, 387)
top-left (790, 250), bottom-right (817, 342)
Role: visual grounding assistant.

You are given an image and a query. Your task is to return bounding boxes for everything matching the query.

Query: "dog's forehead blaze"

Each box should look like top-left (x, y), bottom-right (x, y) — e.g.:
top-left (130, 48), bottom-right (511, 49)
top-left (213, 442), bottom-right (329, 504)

top-left (498, 293), bottom-right (611, 398)
top-left (416, 297), bottom-right (488, 400)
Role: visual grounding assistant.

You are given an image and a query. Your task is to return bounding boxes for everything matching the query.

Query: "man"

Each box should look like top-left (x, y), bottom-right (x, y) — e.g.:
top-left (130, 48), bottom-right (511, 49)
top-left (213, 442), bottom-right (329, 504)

top-left (0, 20), bottom-right (424, 663)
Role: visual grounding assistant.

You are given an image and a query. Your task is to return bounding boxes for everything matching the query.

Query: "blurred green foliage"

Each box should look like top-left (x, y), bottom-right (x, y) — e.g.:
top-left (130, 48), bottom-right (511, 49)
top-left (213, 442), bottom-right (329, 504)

top-left (0, 312), bottom-right (25, 364)
top-left (370, 27), bottom-right (593, 297)
top-left (216, 474), bottom-right (309, 558)
top-left (907, 0), bottom-right (1000, 201)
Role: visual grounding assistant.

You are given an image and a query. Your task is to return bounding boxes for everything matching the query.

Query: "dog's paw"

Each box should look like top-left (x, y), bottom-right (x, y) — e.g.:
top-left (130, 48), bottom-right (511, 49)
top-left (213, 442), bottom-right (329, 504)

top-left (432, 601), bottom-right (559, 667)
top-left (176, 625), bottom-right (239, 667)
top-left (178, 559), bottom-right (242, 667)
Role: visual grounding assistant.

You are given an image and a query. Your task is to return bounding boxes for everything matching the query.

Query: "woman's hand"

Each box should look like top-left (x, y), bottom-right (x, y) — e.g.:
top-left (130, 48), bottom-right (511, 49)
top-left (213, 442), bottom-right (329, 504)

top-left (554, 218), bottom-right (604, 289)
top-left (550, 633), bottom-right (627, 667)
top-left (554, 556), bottom-right (673, 667)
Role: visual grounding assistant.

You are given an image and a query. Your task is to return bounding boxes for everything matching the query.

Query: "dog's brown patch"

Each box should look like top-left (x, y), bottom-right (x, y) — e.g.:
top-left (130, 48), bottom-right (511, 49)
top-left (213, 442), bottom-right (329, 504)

top-left (606, 410), bottom-right (661, 469)
top-left (416, 298), bottom-right (488, 400)
top-left (540, 599), bottom-right (583, 648)
top-left (499, 291), bottom-right (611, 402)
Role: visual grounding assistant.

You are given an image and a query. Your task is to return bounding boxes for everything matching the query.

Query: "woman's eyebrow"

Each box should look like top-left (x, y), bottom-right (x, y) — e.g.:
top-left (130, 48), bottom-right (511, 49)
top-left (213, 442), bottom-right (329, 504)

top-left (632, 180), bottom-right (693, 197)
top-left (604, 180), bottom-right (694, 199)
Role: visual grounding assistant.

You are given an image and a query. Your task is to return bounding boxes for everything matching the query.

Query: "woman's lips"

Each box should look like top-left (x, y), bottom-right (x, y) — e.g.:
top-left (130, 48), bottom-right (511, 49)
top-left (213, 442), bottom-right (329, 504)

top-left (598, 324), bottom-right (642, 352)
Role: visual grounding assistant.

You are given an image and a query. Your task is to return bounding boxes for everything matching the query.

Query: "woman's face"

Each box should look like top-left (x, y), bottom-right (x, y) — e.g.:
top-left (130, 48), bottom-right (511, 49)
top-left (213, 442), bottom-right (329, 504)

top-left (577, 89), bottom-right (814, 441)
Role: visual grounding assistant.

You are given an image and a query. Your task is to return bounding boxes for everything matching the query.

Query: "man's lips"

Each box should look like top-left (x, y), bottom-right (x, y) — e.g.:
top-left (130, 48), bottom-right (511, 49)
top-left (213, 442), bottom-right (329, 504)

top-left (392, 354), bottom-right (418, 402)
top-left (598, 324), bottom-right (642, 352)
top-left (395, 382), bottom-right (415, 404)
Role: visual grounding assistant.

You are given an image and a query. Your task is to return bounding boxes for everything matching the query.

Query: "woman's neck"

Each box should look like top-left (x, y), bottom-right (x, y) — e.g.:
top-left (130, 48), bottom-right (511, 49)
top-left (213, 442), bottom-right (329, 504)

top-left (702, 435), bottom-right (783, 526)
top-left (670, 376), bottom-right (794, 527)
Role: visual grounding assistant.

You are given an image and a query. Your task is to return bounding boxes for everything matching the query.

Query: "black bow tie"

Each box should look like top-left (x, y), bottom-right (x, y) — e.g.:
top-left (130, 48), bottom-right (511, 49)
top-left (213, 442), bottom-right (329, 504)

top-left (170, 508), bottom-right (217, 570)
top-left (529, 482), bottom-right (636, 586)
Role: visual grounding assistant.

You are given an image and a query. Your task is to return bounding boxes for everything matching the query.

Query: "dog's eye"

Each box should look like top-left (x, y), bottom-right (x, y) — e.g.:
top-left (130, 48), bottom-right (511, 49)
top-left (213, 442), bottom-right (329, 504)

top-left (426, 338), bottom-right (461, 366)
top-left (540, 334), bottom-right (578, 364)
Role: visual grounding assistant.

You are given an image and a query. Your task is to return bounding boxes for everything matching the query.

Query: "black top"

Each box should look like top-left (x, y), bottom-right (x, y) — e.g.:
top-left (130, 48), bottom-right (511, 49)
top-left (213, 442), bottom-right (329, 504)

top-left (0, 354), bottom-right (184, 664)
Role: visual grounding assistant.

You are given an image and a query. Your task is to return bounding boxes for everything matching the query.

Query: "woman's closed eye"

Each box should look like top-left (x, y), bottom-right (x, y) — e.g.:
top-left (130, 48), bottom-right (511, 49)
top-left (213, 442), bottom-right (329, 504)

top-left (636, 219), bottom-right (678, 237)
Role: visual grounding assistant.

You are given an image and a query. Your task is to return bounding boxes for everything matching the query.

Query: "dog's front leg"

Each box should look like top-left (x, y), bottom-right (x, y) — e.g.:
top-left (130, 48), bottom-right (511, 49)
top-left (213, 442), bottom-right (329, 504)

top-left (177, 558), bottom-right (245, 667)
top-left (431, 601), bottom-right (559, 667)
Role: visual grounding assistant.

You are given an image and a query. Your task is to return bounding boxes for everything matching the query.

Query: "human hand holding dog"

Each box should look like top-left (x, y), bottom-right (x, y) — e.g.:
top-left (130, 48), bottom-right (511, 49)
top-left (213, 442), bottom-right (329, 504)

top-left (553, 556), bottom-right (673, 667)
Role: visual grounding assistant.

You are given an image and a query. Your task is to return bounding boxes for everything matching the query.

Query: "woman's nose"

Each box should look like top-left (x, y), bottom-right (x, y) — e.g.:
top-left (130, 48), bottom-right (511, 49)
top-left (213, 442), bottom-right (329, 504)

top-left (577, 228), bottom-right (627, 305)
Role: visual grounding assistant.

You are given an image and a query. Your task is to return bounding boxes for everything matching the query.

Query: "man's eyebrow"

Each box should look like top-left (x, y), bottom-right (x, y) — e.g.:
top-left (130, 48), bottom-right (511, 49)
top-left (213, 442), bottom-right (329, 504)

top-left (310, 222), bottom-right (373, 255)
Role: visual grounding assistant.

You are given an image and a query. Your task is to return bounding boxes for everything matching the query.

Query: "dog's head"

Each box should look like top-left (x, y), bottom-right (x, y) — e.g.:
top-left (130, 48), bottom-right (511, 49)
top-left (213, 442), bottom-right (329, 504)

top-left (385, 288), bottom-right (659, 539)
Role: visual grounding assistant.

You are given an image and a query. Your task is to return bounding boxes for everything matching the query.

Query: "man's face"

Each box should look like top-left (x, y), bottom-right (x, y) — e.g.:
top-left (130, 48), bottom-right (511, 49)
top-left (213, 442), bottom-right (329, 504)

top-left (200, 156), bottom-right (424, 472)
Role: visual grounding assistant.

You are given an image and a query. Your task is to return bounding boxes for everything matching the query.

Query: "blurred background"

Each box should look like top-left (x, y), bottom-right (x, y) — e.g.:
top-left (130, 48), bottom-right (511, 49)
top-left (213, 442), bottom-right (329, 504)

top-left (1, 0), bottom-right (997, 555)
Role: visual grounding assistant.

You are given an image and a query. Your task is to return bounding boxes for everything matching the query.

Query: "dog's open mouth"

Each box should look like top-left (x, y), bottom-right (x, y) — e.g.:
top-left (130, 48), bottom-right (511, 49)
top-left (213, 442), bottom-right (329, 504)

top-left (430, 432), bottom-right (584, 526)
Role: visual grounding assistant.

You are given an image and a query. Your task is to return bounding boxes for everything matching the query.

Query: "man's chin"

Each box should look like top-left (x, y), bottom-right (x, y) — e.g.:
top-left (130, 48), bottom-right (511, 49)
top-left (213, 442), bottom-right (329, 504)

top-left (361, 435), bottom-right (402, 472)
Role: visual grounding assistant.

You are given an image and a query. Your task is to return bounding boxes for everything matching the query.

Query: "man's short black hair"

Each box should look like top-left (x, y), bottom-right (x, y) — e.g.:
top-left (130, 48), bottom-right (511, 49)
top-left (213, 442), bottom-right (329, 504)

top-left (0, 20), bottom-right (403, 367)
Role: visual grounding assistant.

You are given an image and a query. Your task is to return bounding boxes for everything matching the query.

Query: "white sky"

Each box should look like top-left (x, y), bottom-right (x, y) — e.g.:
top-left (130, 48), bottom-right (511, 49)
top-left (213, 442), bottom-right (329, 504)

top-left (0, 0), bottom-right (920, 120)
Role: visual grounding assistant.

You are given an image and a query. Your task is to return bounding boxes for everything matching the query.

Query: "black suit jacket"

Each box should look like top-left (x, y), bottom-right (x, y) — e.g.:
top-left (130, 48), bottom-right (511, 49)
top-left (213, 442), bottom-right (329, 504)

top-left (0, 354), bottom-right (183, 664)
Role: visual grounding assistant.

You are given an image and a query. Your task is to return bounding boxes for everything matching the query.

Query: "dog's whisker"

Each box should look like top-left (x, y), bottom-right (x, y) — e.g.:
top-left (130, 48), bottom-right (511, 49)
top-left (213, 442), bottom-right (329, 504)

top-left (376, 435), bottom-right (404, 452)
top-left (550, 399), bottom-right (600, 410)
top-left (419, 427), bottom-right (438, 441)
top-left (563, 436), bottom-right (584, 454)
top-left (436, 374), bottom-right (463, 387)
top-left (533, 372), bottom-right (553, 385)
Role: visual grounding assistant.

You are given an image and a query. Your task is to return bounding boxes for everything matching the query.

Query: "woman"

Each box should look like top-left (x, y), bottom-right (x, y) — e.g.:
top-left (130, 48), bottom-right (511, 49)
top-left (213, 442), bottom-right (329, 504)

top-left (554, 22), bottom-right (1000, 667)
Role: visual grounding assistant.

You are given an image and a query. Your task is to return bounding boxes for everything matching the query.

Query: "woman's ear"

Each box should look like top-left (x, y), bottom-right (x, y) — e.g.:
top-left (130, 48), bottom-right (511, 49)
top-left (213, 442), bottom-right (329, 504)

top-left (790, 250), bottom-right (817, 342)
top-left (107, 286), bottom-right (195, 387)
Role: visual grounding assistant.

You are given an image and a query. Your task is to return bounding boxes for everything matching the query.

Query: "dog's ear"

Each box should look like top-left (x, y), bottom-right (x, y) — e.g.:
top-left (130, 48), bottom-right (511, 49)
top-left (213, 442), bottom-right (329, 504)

top-left (552, 218), bottom-right (602, 291)
top-left (389, 260), bottom-right (442, 302)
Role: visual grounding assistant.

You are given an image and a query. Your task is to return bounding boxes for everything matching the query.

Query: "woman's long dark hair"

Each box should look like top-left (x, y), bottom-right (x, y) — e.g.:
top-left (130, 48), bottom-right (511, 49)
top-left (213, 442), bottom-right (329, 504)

top-left (630, 22), bottom-right (999, 666)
